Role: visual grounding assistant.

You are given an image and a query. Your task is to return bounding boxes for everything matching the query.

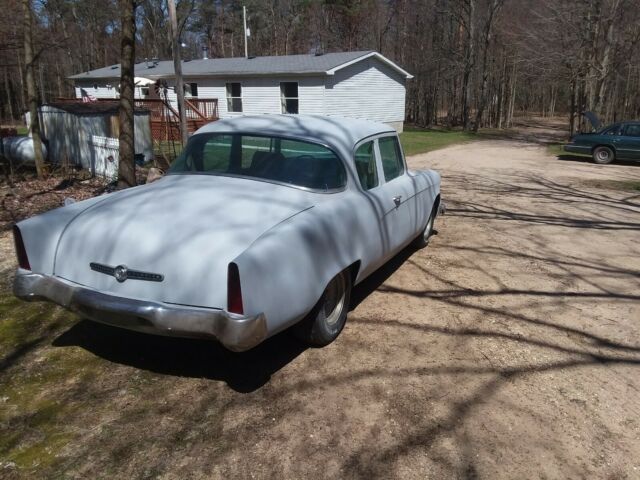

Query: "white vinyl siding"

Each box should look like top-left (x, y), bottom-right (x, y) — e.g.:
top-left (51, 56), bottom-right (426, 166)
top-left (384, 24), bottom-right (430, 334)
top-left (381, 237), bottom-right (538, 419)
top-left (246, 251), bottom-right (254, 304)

top-left (162, 76), bottom-right (325, 118)
top-left (324, 58), bottom-right (406, 125)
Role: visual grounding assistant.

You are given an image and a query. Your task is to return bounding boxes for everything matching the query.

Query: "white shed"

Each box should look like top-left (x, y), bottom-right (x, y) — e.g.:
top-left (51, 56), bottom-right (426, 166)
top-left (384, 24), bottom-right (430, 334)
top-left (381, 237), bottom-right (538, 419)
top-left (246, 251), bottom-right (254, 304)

top-left (35, 102), bottom-right (153, 178)
top-left (70, 51), bottom-right (413, 132)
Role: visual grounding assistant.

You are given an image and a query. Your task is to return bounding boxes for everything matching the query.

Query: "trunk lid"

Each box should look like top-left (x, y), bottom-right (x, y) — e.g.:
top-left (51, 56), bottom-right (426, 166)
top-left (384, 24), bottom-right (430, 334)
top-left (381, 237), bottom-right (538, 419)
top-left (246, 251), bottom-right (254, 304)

top-left (54, 174), bottom-right (314, 308)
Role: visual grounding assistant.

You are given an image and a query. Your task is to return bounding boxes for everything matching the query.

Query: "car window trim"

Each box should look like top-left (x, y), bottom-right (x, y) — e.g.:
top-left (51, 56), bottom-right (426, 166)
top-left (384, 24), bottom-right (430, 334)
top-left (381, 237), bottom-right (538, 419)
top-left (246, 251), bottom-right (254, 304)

top-left (353, 140), bottom-right (379, 191)
top-left (352, 132), bottom-right (405, 188)
top-left (377, 133), bottom-right (406, 183)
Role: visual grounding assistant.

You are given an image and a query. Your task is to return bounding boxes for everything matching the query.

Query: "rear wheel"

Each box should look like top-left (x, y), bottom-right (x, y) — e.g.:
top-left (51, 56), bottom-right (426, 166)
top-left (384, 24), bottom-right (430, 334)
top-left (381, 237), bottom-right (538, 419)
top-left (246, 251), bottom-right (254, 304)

top-left (592, 146), bottom-right (615, 164)
top-left (293, 270), bottom-right (352, 347)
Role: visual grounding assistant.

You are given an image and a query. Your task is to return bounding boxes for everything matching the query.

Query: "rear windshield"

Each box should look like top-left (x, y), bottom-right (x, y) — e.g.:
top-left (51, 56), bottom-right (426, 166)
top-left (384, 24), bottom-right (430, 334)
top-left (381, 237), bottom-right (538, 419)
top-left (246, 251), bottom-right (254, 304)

top-left (168, 133), bottom-right (347, 191)
top-left (597, 124), bottom-right (620, 135)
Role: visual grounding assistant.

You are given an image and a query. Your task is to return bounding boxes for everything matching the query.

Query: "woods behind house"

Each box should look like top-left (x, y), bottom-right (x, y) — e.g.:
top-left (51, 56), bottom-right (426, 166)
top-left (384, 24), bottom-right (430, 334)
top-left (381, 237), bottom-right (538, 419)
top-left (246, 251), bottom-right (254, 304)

top-left (1, 0), bottom-right (639, 134)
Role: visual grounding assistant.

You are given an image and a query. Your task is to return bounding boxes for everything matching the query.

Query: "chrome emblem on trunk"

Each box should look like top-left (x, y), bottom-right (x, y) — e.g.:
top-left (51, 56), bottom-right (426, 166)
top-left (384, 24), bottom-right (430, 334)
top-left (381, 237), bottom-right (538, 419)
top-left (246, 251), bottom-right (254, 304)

top-left (114, 265), bottom-right (128, 283)
top-left (89, 263), bottom-right (164, 282)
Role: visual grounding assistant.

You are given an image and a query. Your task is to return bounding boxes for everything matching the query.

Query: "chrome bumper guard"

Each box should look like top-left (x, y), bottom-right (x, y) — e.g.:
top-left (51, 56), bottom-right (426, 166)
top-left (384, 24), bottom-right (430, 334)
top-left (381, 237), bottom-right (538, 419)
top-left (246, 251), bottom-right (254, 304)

top-left (13, 270), bottom-right (267, 352)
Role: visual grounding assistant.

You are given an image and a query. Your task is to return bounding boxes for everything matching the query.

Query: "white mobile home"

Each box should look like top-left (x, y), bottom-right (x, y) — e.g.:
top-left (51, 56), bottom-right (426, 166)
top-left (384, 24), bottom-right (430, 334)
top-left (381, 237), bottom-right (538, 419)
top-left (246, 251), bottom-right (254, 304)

top-left (70, 51), bottom-right (413, 132)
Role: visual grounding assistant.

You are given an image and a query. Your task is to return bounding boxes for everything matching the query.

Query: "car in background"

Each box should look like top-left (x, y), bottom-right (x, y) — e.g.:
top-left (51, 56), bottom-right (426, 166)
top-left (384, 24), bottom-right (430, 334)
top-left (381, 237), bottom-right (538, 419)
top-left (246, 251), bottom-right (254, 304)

top-left (564, 121), bottom-right (640, 164)
top-left (13, 115), bottom-right (442, 352)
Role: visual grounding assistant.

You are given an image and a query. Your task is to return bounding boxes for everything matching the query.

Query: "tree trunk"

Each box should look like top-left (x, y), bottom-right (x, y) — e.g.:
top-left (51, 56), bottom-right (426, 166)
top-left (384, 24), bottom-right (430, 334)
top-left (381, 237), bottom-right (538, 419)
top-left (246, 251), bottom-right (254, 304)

top-left (23, 0), bottom-right (45, 179)
top-left (118, 0), bottom-right (137, 188)
top-left (4, 69), bottom-right (14, 121)
top-left (473, 0), bottom-right (503, 132)
top-left (461, 0), bottom-right (475, 130)
top-left (168, 0), bottom-right (189, 146)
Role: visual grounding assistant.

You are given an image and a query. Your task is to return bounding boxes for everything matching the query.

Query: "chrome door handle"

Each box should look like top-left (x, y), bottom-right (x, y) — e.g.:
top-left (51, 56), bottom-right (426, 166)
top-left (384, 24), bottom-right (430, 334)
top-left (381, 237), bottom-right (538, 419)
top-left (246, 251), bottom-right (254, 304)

top-left (393, 195), bottom-right (402, 207)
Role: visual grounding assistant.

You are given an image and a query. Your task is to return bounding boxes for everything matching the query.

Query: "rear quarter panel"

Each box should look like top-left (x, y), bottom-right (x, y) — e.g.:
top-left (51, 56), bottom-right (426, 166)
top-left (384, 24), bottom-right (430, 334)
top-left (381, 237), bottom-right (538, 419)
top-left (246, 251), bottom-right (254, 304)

top-left (16, 195), bottom-right (111, 275)
top-left (233, 190), bottom-right (384, 335)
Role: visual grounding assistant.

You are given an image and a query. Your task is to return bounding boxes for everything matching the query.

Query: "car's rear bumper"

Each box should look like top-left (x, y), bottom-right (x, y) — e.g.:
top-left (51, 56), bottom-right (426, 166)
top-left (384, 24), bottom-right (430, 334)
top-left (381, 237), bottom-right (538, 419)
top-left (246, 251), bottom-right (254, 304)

top-left (13, 269), bottom-right (267, 352)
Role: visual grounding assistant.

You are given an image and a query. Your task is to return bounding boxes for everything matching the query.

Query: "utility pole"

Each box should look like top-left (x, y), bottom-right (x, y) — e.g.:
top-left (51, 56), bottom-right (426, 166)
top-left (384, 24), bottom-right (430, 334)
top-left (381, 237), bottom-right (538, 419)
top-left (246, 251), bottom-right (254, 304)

top-left (168, 0), bottom-right (189, 146)
top-left (243, 6), bottom-right (248, 58)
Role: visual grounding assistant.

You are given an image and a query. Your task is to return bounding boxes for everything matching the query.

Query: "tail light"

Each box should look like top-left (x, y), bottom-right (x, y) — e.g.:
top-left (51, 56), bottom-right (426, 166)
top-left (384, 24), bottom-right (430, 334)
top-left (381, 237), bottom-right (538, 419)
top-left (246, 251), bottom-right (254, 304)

top-left (12, 225), bottom-right (31, 270)
top-left (227, 262), bottom-right (243, 314)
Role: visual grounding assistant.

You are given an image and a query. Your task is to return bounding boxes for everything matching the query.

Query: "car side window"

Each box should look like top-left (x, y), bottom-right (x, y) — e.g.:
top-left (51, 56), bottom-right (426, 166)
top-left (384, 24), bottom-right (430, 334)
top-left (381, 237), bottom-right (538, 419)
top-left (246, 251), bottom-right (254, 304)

top-left (354, 141), bottom-right (378, 190)
top-left (378, 136), bottom-right (404, 182)
top-left (624, 124), bottom-right (640, 137)
top-left (602, 125), bottom-right (620, 136)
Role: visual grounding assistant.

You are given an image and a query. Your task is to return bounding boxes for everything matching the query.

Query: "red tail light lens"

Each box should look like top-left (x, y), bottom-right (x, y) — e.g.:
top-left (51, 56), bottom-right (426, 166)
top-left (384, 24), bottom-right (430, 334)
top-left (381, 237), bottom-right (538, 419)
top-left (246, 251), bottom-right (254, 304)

top-left (227, 262), bottom-right (243, 314)
top-left (12, 225), bottom-right (31, 270)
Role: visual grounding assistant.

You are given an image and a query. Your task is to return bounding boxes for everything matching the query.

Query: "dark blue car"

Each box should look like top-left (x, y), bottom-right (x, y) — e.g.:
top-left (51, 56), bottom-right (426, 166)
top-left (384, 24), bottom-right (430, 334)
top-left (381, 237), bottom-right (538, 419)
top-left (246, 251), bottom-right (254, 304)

top-left (564, 121), bottom-right (640, 164)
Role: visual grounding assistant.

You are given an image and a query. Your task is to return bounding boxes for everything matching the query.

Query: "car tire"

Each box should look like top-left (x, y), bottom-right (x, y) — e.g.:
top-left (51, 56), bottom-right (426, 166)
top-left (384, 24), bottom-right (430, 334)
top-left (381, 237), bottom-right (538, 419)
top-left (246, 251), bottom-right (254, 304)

top-left (293, 269), bottom-right (352, 347)
top-left (592, 146), bottom-right (615, 164)
top-left (412, 205), bottom-right (437, 249)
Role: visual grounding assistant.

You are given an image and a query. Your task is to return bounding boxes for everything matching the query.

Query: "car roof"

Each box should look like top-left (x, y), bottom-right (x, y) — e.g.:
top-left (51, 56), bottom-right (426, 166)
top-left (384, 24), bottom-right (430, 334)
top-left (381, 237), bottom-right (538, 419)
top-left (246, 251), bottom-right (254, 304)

top-left (195, 115), bottom-right (396, 156)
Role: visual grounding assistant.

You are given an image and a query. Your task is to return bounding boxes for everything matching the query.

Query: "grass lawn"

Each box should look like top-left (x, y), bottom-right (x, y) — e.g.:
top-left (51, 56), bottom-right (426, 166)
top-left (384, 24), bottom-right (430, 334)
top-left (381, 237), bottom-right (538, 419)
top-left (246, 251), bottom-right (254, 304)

top-left (582, 179), bottom-right (640, 192)
top-left (400, 128), bottom-right (479, 156)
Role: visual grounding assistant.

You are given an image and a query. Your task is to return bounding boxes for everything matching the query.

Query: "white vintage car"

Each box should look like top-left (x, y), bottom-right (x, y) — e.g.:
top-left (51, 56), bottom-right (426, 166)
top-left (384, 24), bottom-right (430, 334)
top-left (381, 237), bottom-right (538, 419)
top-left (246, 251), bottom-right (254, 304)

top-left (13, 115), bottom-right (442, 351)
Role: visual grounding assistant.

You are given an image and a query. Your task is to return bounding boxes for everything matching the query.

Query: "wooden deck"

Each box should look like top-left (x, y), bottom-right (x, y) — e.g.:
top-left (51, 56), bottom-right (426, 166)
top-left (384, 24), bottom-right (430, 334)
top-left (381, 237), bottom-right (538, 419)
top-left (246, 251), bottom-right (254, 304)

top-left (133, 98), bottom-right (219, 141)
top-left (55, 97), bottom-right (219, 142)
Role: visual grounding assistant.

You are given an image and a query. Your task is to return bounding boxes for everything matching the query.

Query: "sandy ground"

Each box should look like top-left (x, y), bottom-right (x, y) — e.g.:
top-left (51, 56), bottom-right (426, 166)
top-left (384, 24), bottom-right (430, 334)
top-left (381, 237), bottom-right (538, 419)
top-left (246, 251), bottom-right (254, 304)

top-left (1, 128), bottom-right (639, 478)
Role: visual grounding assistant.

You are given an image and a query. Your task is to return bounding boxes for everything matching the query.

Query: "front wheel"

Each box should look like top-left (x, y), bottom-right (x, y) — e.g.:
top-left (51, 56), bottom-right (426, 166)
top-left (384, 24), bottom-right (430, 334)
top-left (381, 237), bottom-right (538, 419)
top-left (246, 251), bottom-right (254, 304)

top-left (293, 270), bottom-right (352, 347)
top-left (592, 146), bottom-right (615, 164)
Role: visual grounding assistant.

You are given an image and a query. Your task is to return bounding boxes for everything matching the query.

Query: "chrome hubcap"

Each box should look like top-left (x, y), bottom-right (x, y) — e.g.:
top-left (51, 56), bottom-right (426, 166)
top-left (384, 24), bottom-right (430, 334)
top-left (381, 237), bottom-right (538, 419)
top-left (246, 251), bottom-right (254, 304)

top-left (322, 274), bottom-right (346, 326)
top-left (597, 150), bottom-right (609, 161)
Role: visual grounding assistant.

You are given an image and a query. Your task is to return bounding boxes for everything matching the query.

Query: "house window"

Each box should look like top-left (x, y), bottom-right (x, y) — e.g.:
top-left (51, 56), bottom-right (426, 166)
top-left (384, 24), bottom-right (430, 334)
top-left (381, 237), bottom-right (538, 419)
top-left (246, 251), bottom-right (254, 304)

top-left (186, 83), bottom-right (198, 97)
top-left (280, 82), bottom-right (299, 114)
top-left (140, 87), bottom-right (150, 97)
top-left (226, 82), bottom-right (242, 112)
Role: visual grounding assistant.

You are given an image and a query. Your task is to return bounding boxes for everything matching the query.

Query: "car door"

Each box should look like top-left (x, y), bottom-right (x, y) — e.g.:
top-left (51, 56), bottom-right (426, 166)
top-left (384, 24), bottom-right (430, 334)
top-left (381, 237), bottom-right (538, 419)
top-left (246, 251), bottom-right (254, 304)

top-left (366, 135), bottom-right (416, 256)
top-left (616, 123), bottom-right (640, 160)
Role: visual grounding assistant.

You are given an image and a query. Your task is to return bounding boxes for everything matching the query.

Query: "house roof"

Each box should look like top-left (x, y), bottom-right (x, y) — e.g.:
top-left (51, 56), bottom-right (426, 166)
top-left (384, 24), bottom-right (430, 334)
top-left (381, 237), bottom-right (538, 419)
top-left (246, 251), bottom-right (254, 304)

top-left (44, 101), bottom-right (149, 115)
top-left (69, 51), bottom-right (413, 81)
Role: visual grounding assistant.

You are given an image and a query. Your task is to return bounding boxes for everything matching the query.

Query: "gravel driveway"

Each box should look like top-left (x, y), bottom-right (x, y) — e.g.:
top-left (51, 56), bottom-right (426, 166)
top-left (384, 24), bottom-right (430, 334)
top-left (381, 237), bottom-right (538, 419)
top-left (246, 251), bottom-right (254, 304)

top-left (1, 136), bottom-right (639, 479)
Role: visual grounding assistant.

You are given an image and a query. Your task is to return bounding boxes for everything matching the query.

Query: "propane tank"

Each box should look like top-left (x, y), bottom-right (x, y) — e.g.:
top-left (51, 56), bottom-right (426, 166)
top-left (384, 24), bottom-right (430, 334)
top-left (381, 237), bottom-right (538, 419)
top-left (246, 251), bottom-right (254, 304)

top-left (0, 136), bottom-right (47, 165)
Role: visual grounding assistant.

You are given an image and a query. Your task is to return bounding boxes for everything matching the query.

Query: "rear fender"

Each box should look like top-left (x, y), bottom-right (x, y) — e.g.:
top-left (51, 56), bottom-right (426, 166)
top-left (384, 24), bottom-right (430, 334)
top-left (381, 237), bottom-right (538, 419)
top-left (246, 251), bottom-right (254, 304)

top-left (233, 204), bottom-right (360, 335)
top-left (15, 195), bottom-right (111, 275)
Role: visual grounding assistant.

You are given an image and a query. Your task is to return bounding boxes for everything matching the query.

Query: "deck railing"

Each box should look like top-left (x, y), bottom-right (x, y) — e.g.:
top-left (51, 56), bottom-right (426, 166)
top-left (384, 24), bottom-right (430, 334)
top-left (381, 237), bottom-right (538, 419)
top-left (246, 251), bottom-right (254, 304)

top-left (134, 98), bottom-right (219, 122)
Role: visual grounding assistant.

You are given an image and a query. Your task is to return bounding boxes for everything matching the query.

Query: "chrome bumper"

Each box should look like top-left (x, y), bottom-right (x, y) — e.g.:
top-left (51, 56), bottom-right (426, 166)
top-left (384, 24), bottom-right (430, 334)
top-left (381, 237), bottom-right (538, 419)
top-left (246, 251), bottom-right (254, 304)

top-left (13, 269), bottom-right (268, 352)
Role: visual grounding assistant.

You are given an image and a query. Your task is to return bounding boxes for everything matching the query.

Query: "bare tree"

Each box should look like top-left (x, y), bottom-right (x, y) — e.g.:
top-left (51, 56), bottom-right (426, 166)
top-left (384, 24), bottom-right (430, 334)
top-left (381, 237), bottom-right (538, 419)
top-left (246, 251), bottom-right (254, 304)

top-left (168, 0), bottom-right (188, 145)
top-left (118, 0), bottom-right (137, 188)
top-left (23, 0), bottom-right (45, 179)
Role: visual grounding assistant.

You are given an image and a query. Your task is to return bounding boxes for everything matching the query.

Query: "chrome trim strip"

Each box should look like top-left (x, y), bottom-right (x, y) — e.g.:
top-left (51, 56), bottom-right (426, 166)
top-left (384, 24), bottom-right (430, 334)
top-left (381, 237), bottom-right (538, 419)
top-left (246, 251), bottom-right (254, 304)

top-left (13, 269), bottom-right (267, 352)
top-left (89, 262), bottom-right (164, 282)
